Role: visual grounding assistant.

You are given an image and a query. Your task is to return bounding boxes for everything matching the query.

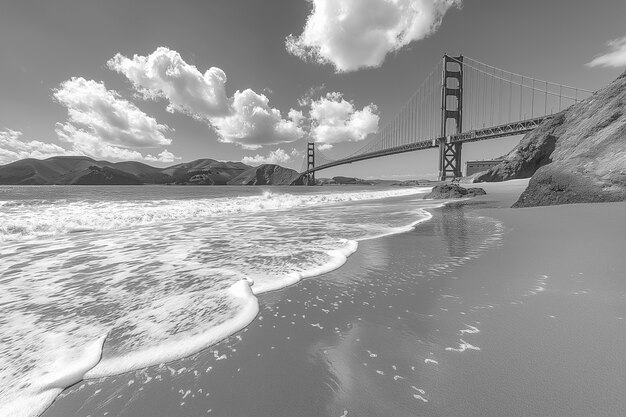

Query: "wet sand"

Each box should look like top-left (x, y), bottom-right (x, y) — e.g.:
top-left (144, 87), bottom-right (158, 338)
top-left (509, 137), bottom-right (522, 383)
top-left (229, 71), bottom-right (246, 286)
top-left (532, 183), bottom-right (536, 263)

top-left (43, 180), bottom-right (626, 417)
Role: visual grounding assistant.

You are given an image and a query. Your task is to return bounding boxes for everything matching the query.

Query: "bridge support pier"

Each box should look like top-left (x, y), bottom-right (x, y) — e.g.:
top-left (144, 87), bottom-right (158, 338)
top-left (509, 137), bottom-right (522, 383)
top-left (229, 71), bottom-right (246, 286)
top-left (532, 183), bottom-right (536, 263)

top-left (306, 142), bottom-right (315, 185)
top-left (439, 137), bottom-right (462, 179)
top-left (439, 54), bottom-right (463, 181)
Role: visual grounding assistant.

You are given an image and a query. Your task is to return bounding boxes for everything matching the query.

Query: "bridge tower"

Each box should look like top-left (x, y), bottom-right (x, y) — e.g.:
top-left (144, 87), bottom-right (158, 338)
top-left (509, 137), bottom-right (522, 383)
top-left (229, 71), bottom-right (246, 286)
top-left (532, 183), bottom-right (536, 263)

top-left (439, 54), bottom-right (463, 180)
top-left (306, 142), bottom-right (315, 185)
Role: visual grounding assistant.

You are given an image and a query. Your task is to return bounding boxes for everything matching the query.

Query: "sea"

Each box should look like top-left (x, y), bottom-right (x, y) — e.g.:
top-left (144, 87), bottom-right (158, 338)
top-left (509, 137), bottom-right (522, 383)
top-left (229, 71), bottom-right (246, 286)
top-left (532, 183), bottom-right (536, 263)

top-left (0, 184), bottom-right (436, 417)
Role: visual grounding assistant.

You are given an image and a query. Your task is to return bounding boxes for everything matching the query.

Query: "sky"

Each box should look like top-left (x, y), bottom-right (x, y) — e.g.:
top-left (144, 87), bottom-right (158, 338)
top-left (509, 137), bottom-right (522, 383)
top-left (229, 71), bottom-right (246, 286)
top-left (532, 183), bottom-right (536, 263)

top-left (0, 0), bottom-right (625, 179)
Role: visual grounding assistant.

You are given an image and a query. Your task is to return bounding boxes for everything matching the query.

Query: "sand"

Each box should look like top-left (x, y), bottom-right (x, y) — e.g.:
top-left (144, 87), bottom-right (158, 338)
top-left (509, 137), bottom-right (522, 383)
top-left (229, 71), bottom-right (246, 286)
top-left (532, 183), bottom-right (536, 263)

top-left (42, 180), bottom-right (626, 417)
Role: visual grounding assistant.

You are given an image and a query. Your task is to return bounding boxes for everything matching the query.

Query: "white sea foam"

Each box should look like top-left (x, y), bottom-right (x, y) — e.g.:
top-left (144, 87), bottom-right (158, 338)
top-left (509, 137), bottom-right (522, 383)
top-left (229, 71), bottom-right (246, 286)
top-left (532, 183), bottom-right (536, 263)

top-left (459, 324), bottom-right (480, 335)
top-left (0, 185), bottom-right (435, 416)
top-left (445, 339), bottom-right (481, 352)
top-left (0, 335), bottom-right (106, 417)
top-left (86, 280), bottom-right (258, 378)
top-left (251, 239), bottom-right (359, 294)
top-left (0, 187), bottom-right (429, 242)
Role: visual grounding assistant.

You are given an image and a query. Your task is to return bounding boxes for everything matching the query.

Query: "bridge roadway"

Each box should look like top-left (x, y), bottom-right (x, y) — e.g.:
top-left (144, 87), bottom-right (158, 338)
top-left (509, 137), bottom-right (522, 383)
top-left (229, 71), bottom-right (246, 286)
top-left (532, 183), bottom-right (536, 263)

top-left (304, 115), bottom-right (553, 174)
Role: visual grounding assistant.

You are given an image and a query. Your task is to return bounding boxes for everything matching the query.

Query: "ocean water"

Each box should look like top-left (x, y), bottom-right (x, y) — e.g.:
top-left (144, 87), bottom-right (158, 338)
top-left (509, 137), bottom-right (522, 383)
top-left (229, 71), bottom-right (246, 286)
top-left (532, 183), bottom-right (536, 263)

top-left (0, 184), bottom-right (435, 417)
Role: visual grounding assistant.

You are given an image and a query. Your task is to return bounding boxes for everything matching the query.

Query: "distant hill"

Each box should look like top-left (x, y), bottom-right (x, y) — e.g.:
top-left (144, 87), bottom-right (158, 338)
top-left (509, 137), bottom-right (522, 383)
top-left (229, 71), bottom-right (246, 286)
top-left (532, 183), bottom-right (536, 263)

top-left (165, 159), bottom-right (250, 185)
top-left (228, 164), bottom-right (300, 185)
top-left (325, 176), bottom-right (373, 185)
top-left (69, 165), bottom-right (144, 185)
top-left (391, 179), bottom-right (439, 187)
top-left (0, 156), bottom-right (252, 185)
top-left (474, 70), bottom-right (626, 207)
top-left (109, 161), bottom-right (171, 184)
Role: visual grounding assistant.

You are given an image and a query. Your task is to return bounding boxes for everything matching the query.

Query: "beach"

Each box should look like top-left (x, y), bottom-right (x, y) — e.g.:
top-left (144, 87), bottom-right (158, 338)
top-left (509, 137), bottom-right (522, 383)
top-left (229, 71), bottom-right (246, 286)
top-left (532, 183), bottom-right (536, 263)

top-left (39, 180), bottom-right (626, 417)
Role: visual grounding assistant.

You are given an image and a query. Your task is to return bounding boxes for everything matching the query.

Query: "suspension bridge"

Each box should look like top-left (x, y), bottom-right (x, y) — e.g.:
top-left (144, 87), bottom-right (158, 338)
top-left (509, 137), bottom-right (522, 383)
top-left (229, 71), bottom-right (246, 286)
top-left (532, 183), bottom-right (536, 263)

top-left (300, 55), bottom-right (594, 183)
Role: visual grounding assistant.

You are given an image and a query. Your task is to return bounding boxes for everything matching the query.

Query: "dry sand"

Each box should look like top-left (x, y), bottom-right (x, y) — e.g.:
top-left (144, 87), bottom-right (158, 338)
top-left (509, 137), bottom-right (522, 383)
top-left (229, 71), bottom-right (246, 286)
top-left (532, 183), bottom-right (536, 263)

top-left (43, 180), bottom-right (626, 417)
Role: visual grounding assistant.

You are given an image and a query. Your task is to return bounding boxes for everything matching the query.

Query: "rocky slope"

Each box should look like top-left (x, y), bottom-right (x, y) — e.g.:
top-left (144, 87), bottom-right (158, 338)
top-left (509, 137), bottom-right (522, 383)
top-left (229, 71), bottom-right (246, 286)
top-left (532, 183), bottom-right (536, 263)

top-left (474, 70), bottom-right (626, 207)
top-left (423, 184), bottom-right (486, 199)
top-left (228, 164), bottom-right (300, 185)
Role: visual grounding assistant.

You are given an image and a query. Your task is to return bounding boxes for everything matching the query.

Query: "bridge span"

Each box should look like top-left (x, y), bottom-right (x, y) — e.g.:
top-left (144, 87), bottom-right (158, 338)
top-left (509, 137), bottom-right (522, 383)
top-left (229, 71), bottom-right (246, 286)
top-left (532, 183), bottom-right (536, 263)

top-left (300, 55), bottom-right (592, 183)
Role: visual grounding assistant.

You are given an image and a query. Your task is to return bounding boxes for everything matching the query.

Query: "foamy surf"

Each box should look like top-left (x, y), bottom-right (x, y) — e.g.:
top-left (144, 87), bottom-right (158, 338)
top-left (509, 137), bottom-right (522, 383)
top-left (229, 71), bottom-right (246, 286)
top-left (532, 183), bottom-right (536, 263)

top-left (0, 185), bottom-right (436, 417)
top-left (0, 187), bottom-right (430, 242)
top-left (358, 207), bottom-right (437, 242)
top-left (85, 280), bottom-right (259, 378)
top-left (0, 335), bottom-right (106, 417)
top-left (251, 239), bottom-right (359, 294)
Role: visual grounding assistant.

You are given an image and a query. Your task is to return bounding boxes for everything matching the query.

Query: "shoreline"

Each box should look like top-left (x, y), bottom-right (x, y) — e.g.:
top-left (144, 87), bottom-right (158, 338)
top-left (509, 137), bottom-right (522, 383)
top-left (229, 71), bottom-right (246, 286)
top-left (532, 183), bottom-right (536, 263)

top-left (3, 185), bottom-right (435, 417)
top-left (43, 181), bottom-right (626, 416)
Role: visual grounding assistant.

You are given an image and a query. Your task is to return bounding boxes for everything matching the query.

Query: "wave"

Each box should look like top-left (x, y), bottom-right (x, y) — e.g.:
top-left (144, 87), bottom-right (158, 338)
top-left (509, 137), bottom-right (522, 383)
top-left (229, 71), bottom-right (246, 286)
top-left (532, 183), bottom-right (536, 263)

top-left (0, 186), bottom-right (435, 417)
top-left (0, 187), bottom-right (430, 242)
top-left (0, 335), bottom-right (106, 417)
top-left (85, 280), bottom-right (259, 378)
top-left (251, 239), bottom-right (359, 294)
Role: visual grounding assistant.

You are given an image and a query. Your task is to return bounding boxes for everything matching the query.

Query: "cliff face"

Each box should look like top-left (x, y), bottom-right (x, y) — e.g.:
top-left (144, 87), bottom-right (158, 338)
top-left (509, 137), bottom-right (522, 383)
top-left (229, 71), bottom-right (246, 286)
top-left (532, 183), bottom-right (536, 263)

top-left (475, 70), bottom-right (626, 207)
top-left (228, 164), bottom-right (300, 185)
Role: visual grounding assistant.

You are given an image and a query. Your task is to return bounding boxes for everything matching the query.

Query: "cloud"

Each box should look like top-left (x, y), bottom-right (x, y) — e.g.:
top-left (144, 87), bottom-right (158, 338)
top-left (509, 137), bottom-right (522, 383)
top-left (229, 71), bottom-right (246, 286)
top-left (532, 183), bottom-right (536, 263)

top-left (210, 89), bottom-right (305, 149)
top-left (587, 36), bottom-right (626, 68)
top-left (109, 47), bottom-right (305, 148)
top-left (298, 84), bottom-right (327, 107)
top-left (108, 47), bottom-right (230, 118)
top-left (144, 149), bottom-right (181, 163)
top-left (288, 108), bottom-right (306, 126)
top-left (241, 148), bottom-right (300, 166)
top-left (0, 129), bottom-right (73, 164)
top-left (53, 77), bottom-right (172, 161)
top-left (286, 0), bottom-right (461, 72)
top-left (309, 92), bottom-right (379, 144)
top-left (317, 143), bottom-right (334, 151)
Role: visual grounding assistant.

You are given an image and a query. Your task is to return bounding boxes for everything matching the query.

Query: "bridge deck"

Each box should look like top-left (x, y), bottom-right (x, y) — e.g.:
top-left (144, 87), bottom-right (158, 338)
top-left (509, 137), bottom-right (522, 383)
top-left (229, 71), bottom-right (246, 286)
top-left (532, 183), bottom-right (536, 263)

top-left (304, 116), bottom-right (553, 174)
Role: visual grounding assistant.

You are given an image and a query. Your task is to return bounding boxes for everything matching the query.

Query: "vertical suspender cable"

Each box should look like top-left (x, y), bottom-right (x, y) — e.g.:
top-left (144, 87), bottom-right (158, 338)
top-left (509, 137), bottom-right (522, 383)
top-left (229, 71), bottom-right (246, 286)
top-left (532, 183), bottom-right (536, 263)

top-left (488, 68), bottom-right (492, 127)
top-left (509, 73), bottom-right (513, 122)
top-left (531, 79), bottom-right (535, 117)
top-left (482, 65), bottom-right (486, 127)
top-left (519, 75), bottom-right (524, 120)
top-left (543, 81), bottom-right (548, 115)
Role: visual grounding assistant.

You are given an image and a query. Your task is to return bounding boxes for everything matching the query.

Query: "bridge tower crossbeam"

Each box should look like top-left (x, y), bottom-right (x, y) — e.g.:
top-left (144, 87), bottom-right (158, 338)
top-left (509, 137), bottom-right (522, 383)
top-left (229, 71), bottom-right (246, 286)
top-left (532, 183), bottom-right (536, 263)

top-left (439, 54), bottom-right (463, 181)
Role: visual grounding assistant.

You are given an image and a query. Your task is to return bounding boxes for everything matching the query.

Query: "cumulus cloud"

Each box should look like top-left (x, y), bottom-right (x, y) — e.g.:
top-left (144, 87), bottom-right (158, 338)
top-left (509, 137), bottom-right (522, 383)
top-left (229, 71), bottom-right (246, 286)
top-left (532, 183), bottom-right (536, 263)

top-left (288, 108), bottom-right (306, 126)
top-left (309, 92), bottom-right (379, 145)
top-left (54, 123), bottom-right (144, 160)
top-left (317, 143), bottom-right (334, 151)
top-left (108, 47), bottom-right (230, 118)
top-left (298, 84), bottom-right (327, 107)
top-left (109, 47), bottom-right (304, 148)
top-left (53, 77), bottom-right (173, 161)
top-left (210, 89), bottom-right (305, 149)
top-left (587, 36), bottom-right (626, 68)
top-left (144, 149), bottom-right (181, 163)
top-left (0, 129), bottom-right (73, 164)
top-left (241, 148), bottom-right (301, 166)
top-left (286, 0), bottom-right (462, 72)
